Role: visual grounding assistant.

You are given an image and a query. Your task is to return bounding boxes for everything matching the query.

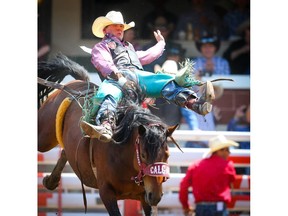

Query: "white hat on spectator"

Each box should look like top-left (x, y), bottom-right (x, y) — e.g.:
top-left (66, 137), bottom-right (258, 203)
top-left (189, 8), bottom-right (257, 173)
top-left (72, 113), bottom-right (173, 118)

top-left (203, 135), bottom-right (239, 158)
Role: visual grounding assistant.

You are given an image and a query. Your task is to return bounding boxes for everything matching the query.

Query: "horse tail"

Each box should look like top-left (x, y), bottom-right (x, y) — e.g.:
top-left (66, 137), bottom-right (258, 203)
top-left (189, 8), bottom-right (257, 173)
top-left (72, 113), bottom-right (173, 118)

top-left (38, 52), bottom-right (90, 82)
top-left (38, 52), bottom-right (90, 108)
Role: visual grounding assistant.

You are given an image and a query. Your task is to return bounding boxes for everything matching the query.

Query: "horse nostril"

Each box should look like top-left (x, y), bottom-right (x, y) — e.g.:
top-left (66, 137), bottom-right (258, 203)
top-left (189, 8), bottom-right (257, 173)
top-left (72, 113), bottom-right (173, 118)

top-left (148, 192), bottom-right (153, 200)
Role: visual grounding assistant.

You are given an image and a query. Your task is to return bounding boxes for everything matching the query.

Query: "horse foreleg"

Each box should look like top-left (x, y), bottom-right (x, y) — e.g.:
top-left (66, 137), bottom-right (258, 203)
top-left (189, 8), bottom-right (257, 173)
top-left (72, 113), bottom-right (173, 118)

top-left (99, 185), bottom-right (121, 216)
top-left (43, 149), bottom-right (67, 190)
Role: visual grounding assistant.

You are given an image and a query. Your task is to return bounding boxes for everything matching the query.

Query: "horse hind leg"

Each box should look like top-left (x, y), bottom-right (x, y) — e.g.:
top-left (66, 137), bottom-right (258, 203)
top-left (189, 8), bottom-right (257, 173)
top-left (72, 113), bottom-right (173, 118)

top-left (43, 149), bottom-right (67, 190)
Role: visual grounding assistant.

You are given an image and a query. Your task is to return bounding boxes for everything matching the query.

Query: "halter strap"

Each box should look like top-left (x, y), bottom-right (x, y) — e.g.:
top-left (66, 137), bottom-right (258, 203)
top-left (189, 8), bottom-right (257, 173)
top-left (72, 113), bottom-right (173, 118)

top-left (131, 136), bottom-right (170, 185)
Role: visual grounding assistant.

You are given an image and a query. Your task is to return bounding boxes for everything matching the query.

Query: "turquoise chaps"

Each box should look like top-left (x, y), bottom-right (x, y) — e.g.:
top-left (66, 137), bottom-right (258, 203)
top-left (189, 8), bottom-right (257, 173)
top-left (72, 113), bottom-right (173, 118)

top-left (90, 68), bottom-right (198, 125)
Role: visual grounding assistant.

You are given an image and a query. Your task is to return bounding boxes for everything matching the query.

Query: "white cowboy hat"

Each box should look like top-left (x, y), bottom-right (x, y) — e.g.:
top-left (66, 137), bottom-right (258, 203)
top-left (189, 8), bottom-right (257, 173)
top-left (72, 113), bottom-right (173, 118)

top-left (154, 60), bottom-right (179, 75)
top-left (203, 135), bottom-right (239, 158)
top-left (92, 11), bottom-right (135, 38)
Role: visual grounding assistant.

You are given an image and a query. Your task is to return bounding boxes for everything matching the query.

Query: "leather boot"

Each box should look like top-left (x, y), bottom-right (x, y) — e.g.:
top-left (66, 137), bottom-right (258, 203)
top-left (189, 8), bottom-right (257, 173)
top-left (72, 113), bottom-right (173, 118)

top-left (185, 81), bottom-right (215, 115)
top-left (80, 111), bottom-right (116, 142)
top-left (187, 101), bottom-right (213, 116)
top-left (198, 81), bottom-right (215, 103)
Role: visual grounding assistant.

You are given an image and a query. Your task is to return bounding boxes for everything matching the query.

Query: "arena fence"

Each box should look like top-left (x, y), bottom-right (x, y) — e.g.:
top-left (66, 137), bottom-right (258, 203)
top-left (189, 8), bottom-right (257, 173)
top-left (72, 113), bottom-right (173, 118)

top-left (38, 131), bottom-right (250, 216)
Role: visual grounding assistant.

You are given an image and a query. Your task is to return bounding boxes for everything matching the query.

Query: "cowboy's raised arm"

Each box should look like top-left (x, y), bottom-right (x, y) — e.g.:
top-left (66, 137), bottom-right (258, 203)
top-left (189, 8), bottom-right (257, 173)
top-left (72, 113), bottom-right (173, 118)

top-left (136, 30), bottom-right (166, 66)
top-left (153, 30), bottom-right (165, 43)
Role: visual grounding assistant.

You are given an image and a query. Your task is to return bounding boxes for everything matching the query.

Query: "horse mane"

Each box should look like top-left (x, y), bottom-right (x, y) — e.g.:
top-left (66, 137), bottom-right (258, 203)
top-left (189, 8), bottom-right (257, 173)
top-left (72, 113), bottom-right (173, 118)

top-left (114, 100), bottom-right (167, 160)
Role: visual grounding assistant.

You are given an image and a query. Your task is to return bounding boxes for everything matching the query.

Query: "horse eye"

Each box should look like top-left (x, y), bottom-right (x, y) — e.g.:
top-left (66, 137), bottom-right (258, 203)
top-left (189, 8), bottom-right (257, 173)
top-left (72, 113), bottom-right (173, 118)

top-left (141, 153), bottom-right (145, 159)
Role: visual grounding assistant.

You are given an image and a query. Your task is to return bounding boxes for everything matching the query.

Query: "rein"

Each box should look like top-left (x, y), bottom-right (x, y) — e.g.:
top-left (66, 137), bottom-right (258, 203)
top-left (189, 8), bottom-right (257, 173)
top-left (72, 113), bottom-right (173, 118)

top-left (38, 77), bottom-right (94, 97)
top-left (37, 77), bottom-right (95, 108)
top-left (131, 136), bottom-right (170, 185)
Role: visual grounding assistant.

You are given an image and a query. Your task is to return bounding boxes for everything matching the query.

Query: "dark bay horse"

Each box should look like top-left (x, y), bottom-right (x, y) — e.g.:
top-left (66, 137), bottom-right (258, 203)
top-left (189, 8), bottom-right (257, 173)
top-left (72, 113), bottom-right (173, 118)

top-left (38, 54), bottom-right (179, 215)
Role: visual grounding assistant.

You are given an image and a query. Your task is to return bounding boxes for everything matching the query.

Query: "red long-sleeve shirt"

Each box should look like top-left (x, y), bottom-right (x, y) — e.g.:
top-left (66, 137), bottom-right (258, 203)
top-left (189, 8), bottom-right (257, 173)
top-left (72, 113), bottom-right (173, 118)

top-left (179, 154), bottom-right (236, 209)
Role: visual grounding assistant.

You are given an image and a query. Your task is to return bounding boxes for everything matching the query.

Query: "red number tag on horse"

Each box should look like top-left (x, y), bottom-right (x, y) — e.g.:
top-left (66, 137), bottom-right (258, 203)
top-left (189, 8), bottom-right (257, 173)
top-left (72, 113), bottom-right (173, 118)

top-left (144, 162), bottom-right (170, 178)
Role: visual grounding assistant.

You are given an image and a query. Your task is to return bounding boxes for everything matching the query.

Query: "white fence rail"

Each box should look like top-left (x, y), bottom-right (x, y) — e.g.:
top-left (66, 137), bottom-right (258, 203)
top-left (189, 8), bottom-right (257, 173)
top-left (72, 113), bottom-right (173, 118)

top-left (172, 130), bottom-right (250, 142)
top-left (38, 131), bottom-right (250, 215)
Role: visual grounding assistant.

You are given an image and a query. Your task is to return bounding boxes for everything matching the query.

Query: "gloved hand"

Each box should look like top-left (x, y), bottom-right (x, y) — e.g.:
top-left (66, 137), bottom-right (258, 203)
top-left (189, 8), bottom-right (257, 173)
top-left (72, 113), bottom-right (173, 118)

top-left (115, 72), bottom-right (136, 88)
top-left (111, 72), bottom-right (138, 102)
top-left (108, 71), bottom-right (129, 87)
top-left (122, 80), bottom-right (138, 102)
top-left (122, 80), bottom-right (137, 90)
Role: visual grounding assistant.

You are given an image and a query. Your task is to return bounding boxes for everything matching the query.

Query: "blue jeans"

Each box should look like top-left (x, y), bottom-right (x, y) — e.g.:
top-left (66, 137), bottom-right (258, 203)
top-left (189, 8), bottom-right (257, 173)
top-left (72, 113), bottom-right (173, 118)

top-left (195, 203), bottom-right (228, 216)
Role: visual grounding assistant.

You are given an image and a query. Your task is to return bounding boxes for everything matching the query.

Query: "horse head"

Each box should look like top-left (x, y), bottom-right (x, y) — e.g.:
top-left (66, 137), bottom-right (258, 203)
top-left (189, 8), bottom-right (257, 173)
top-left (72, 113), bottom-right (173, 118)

top-left (132, 123), bottom-right (178, 206)
top-left (113, 84), bottom-right (181, 208)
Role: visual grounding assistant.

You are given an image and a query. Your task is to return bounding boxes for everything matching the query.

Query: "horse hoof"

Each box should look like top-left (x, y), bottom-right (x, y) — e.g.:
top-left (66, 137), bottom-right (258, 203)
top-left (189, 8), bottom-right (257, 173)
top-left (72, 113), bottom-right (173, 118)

top-left (43, 175), bottom-right (59, 190)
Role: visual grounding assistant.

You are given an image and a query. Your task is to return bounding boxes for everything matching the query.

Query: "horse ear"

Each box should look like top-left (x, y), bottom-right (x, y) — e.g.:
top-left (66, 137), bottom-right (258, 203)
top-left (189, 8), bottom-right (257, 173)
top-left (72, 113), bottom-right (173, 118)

top-left (167, 124), bottom-right (183, 153)
top-left (166, 124), bottom-right (179, 137)
top-left (138, 125), bottom-right (146, 136)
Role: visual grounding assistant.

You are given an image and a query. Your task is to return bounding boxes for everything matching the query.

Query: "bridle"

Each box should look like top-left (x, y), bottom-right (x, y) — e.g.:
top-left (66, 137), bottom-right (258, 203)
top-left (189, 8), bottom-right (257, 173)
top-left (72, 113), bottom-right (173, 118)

top-left (131, 135), bottom-right (170, 186)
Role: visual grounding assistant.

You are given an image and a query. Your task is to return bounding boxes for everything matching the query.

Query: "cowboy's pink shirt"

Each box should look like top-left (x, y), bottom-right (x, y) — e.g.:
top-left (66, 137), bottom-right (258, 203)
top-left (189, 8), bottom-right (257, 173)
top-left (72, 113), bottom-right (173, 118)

top-left (91, 35), bottom-right (165, 77)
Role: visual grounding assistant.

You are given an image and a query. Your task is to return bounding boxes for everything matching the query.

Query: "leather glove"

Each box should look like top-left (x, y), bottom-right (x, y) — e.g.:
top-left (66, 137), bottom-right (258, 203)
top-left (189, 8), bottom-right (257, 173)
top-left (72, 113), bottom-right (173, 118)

top-left (111, 72), bottom-right (137, 91)
top-left (122, 80), bottom-right (138, 101)
top-left (112, 72), bottom-right (138, 102)
top-left (108, 71), bottom-right (122, 81)
top-left (122, 80), bottom-right (137, 91)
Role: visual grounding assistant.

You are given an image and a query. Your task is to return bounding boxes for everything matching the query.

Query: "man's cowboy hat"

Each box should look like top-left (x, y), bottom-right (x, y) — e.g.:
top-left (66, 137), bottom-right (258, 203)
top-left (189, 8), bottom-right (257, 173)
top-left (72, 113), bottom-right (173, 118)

top-left (92, 11), bottom-right (135, 38)
top-left (195, 35), bottom-right (220, 53)
top-left (203, 135), bottom-right (239, 158)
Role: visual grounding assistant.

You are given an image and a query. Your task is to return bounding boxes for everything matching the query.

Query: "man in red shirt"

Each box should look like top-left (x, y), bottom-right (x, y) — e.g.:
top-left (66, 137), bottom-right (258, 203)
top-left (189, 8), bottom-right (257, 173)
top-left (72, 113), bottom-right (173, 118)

top-left (179, 135), bottom-right (239, 216)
